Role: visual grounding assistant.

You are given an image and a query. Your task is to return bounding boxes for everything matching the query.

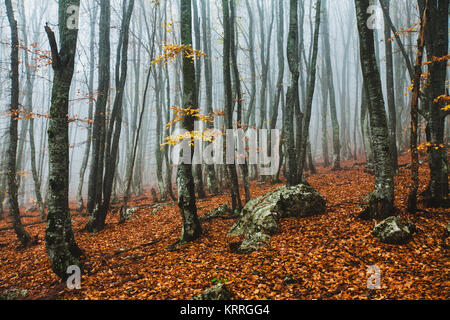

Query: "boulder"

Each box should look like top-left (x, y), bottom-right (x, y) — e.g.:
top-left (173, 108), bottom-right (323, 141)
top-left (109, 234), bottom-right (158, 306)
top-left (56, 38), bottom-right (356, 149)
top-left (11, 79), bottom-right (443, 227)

top-left (191, 283), bottom-right (234, 300)
top-left (0, 288), bottom-right (28, 300)
top-left (373, 216), bottom-right (416, 244)
top-left (228, 184), bottom-right (326, 253)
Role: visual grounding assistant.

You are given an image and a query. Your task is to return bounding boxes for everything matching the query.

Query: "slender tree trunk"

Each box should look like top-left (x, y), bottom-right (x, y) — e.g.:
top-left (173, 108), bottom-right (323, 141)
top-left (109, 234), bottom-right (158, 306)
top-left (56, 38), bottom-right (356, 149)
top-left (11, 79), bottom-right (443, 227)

top-left (223, 0), bottom-right (242, 213)
top-left (320, 59), bottom-right (330, 167)
top-left (86, 0), bottom-right (110, 220)
top-left (381, 0), bottom-right (399, 171)
top-left (200, 0), bottom-right (219, 195)
top-left (297, 0), bottom-right (321, 180)
top-left (322, 1), bottom-right (340, 170)
top-left (99, 0), bottom-right (135, 228)
top-left (176, 0), bottom-right (202, 243)
top-left (408, 0), bottom-right (429, 212)
top-left (5, 0), bottom-right (31, 248)
top-left (355, 0), bottom-right (395, 220)
top-left (76, 3), bottom-right (97, 213)
top-left (230, 0), bottom-right (250, 203)
top-left (285, 0), bottom-right (300, 186)
top-left (269, 0), bottom-right (285, 183)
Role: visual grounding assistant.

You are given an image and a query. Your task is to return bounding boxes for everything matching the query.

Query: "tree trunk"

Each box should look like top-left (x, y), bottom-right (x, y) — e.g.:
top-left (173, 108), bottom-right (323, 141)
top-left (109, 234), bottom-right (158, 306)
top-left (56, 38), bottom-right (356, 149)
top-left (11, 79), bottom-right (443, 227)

top-left (408, 0), bottom-right (429, 212)
top-left (176, 0), bottom-right (202, 243)
top-left (355, 0), bottom-right (395, 220)
top-left (322, 1), bottom-right (341, 170)
top-left (285, 0), bottom-right (300, 186)
top-left (381, 0), bottom-right (399, 171)
top-left (5, 0), bottom-right (31, 248)
top-left (200, 0), bottom-right (219, 195)
top-left (297, 0), bottom-right (321, 180)
top-left (44, 0), bottom-right (83, 280)
top-left (76, 3), bottom-right (97, 213)
top-left (86, 0), bottom-right (110, 220)
top-left (223, 0), bottom-right (242, 213)
top-left (418, 0), bottom-right (449, 208)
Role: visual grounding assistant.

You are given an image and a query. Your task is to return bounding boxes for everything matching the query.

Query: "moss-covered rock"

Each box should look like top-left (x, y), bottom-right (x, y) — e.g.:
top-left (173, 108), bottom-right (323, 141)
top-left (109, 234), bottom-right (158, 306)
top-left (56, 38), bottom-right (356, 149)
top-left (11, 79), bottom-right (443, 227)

top-left (200, 204), bottom-right (233, 222)
top-left (191, 283), bottom-right (234, 300)
top-left (0, 288), bottom-right (28, 300)
top-left (228, 184), bottom-right (326, 253)
top-left (373, 216), bottom-right (415, 244)
top-left (123, 207), bottom-right (136, 221)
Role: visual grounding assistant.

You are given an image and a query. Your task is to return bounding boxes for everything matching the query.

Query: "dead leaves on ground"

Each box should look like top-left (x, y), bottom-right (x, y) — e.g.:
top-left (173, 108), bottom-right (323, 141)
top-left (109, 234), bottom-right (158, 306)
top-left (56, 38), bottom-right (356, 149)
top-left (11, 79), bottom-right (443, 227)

top-left (0, 154), bottom-right (448, 300)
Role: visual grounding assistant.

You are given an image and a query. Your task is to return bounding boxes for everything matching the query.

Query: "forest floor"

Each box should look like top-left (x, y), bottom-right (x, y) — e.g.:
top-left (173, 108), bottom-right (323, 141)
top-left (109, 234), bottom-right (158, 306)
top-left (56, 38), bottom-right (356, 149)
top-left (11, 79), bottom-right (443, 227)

top-left (0, 154), bottom-right (448, 300)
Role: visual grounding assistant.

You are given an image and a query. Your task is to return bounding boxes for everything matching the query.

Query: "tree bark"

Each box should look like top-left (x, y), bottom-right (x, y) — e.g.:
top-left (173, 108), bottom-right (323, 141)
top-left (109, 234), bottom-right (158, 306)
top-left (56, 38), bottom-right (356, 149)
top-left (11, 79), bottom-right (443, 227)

top-left (418, 0), bottom-right (449, 208)
top-left (176, 0), bottom-right (202, 243)
top-left (223, 0), bottom-right (242, 213)
top-left (381, 0), bottom-right (399, 171)
top-left (322, 1), bottom-right (341, 170)
top-left (44, 0), bottom-right (83, 280)
top-left (285, 0), bottom-right (300, 186)
top-left (355, 0), bottom-right (395, 220)
top-left (408, 0), bottom-right (429, 212)
top-left (5, 0), bottom-right (32, 248)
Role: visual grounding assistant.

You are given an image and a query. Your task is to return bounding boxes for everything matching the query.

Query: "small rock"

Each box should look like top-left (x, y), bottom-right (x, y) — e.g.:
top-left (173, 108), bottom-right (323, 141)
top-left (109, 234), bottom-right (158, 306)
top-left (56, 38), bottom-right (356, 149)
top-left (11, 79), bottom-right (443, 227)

top-left (373, 216), bottom-right (415, 244)
top-left (123, 207), bottom-right (136, 221)
top-left (191, 283), bottom-right (234, 300)
top-left (283, 274), bottom-right (295, 285)
top-left (0, 289), bottom-right (28, 300)
top-left (152, 205), bottom-right (162, 215)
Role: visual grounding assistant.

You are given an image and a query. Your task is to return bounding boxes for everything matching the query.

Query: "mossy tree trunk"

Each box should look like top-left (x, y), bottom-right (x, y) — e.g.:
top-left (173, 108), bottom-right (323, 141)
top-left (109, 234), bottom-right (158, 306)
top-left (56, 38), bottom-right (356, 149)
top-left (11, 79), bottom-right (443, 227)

top-left (285, 0), bottom-right (300, 186)
top-left (44, 0), bottom-right (83, 280)
top-left (355, 0), bottom-right (395, 220)
top-left (177, 0), bottom-right (202, 243)
top-left (418, 0), bottom-right (449, 208)
top-left (381, 0), bottom-right (399, 172)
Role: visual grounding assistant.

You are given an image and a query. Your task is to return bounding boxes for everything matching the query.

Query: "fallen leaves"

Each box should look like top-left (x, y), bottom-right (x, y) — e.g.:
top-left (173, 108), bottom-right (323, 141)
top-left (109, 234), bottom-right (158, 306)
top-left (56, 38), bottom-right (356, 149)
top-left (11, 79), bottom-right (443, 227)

top-left (0, 154), bottom-right (448, 300)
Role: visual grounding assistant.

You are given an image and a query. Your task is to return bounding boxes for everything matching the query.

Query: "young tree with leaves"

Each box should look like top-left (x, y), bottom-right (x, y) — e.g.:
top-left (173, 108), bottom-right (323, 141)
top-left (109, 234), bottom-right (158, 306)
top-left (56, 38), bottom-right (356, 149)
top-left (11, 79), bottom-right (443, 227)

top-left (175, 0), bottom-right (202, 244)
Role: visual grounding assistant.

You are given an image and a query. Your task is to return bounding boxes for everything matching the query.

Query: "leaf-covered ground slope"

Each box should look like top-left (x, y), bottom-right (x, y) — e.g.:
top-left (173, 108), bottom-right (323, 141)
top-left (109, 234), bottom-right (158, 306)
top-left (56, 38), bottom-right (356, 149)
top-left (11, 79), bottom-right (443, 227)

top-left (0, 154), bottom-right (448, 300)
